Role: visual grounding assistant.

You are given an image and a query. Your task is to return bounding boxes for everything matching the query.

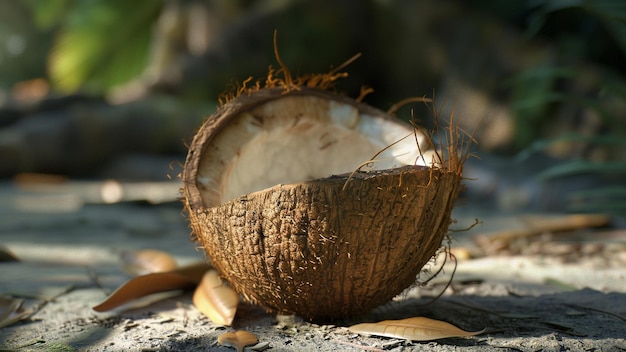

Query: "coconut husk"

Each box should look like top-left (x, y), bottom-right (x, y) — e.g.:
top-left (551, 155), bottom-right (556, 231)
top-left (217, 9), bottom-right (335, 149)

top-left (185, 163), bottom-right (461, 320)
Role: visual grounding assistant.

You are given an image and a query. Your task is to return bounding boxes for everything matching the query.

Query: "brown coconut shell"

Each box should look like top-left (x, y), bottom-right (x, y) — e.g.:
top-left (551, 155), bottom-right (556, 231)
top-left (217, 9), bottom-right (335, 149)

top-left (182, 87), bottom-right (463, 320)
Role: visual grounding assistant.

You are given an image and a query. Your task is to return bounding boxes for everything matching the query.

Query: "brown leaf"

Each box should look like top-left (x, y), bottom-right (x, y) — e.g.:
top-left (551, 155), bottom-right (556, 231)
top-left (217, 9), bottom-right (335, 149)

top-left (0, 247), bottom-right (19, 262)
top-left (348, 316), bottom-right (485, 341)
top-left (217, 330), bottom-right (259, 352)
top-left (120, 249), bottom-right (178, 276)
top-left (92, 262), bottom-right (212, 312)
top-left (193, 269), bottom-right (239, 326)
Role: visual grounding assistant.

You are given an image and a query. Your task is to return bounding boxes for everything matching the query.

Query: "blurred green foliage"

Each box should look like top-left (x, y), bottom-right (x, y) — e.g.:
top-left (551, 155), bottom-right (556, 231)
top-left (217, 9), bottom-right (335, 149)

top-left (527, 0), bottom-right (626, 59)
top-left (1, 0), bottom-right (625, 150)
top-left (29, 0), bottom-right (162, 93)
top-left (24, 0), bottom-right (72, 29)
top-left (0, 0), bottom-right (163, 92)
top-left (0, 0), bottom-right (624, 213)
top-left (0, 1), bottom-right (52, 89)
top-left (474, 0), bottom-right (626, 146)
top-left (510, 0), bottom-right (626, 214)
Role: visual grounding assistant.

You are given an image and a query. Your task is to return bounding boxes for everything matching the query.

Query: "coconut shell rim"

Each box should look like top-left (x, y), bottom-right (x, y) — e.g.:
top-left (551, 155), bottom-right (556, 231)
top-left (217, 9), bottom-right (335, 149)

top-left (197, 164), bottom-right (441, 211)
top-left (182, 87), bottom-right (430, 213)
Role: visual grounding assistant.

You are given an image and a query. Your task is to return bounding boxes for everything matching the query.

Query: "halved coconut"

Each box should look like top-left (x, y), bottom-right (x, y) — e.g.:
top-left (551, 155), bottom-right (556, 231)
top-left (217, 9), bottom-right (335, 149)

top-left (182, 87), bottom-right (463, 320)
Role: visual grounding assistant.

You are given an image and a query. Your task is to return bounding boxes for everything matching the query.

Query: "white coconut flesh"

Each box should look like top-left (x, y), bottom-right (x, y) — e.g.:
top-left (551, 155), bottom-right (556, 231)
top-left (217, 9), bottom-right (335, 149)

top-left (196, 95), bottom-right (438, 207)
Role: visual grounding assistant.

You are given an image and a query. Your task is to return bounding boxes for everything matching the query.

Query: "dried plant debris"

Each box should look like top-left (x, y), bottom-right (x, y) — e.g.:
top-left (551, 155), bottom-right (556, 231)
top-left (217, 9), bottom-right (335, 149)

top-left (0, 286), bottom-right (75, 328)
top-left (217, 330), bottom-right (259, 352)
top-left (93, 262), bottom-right (211, 312)
top-left (248, 341), bottom-right (271, 351)
top-left (0, 247), bottom-right (19, 262)
top-left (474, 213), bottom-right (613, 258)
top-left (348, 316), bottom-right (485, 342)
top-left (93, 245), bottom-right (246, 326)
top-left (120, 249), bottom-right (178, 276)
top-left (192, 269), bottom-right (239, 326)
top-left (0, 297), bottom-right (35, 328)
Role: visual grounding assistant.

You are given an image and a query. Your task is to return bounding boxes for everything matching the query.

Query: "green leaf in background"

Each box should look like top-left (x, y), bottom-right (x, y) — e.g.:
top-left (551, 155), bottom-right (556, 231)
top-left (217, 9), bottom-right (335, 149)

top-left (583, 0), bottom-right (626, 57)
top-left (48, 0), bottom-right (163, 93)
top-left (571, 186), bottom-right (626, 199)
top-left (528, 0), bottom-right (626, 57)
top-left (537, 160), bottom-right (626, 179)
top-left (515, 133), bottom-right (626, 162)
top-left (568, 186), bottom-right (626, 213)
top-left (507, 62), bottom-right (564, 148)
top-left (22, 0), bottom-right (73, 30)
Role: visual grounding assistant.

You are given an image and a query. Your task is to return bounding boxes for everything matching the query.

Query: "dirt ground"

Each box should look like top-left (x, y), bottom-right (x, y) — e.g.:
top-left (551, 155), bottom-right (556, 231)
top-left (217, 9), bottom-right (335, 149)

top-left (0, 182), bottom-right (625, 351)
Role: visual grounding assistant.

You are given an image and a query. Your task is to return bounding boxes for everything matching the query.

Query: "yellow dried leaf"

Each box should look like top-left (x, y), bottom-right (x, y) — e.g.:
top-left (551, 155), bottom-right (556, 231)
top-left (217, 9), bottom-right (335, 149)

top-left (120, 249), bottom-right (178, 276)
top-left (217, 330), bottom-right (259, 352)
top-left (193, 269), bottom-right (239, 326)
top-left (92, 262), bottom-right (212, 312)
top-left (348, 316), bottom-right (485, 341)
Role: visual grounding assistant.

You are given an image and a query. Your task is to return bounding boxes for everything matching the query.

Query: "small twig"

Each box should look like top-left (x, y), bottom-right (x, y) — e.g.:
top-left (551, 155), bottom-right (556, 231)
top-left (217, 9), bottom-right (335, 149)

top-left (5, 285), bottom-right (77, 327)
top-left (415, 252), bottom-right (457, 308)
top-left (356, 86), bottom-right (374, 102)
top-left (443, 297), bottom-right (503, 316)
top-left (449, 218), bottom-right (482, 233)
top-left (386, 97), bottom-right (432, 115)
top-left (565, 304), bottom-right (626, 323)
top-left (84, 266), bottom-right (109, 295)
top-left (273, 30), bottom-right (292, 88)
top-left (11, 339), bottom-right (46, 349)
top-left (418, 247), bottom-right (449, 286)
top-left (331, 339), bottom-right (385, 352)
top-left (329, 53), bottom-right (362, 75)
top-left (342, 132), bottom-right (414, 191)
top-left (35, 284), bottom-right (75, 308)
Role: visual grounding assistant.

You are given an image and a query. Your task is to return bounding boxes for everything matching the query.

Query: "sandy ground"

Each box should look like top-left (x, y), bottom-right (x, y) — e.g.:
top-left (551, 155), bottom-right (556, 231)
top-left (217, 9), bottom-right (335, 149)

top-left (1, 182), bottom-right (625, 351)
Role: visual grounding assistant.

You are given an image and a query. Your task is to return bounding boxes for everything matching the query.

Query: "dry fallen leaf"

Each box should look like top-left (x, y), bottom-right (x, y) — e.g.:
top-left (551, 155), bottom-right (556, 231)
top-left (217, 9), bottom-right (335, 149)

top-left (0, 298), bottom-right (34, 328)
top-left (0, 247), bottom-right (19, 262)
top-left (92, 262), bottom-right (212, 312)
top-left (217, 330), bottom-right (259, 352)
top-left (120, 249), bottom-right (178, 276)
top-left (348, 316), bottom-right (485, 341)
top-left (248, 341), bottom-right (271, 351)
top-left (193, 269), bottom-right (239, 326)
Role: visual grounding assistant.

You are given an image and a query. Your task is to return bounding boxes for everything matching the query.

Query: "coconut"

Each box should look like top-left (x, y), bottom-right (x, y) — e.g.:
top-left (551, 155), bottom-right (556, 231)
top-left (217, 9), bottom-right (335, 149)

top-left (182, 70), bottom-right (465, 321)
